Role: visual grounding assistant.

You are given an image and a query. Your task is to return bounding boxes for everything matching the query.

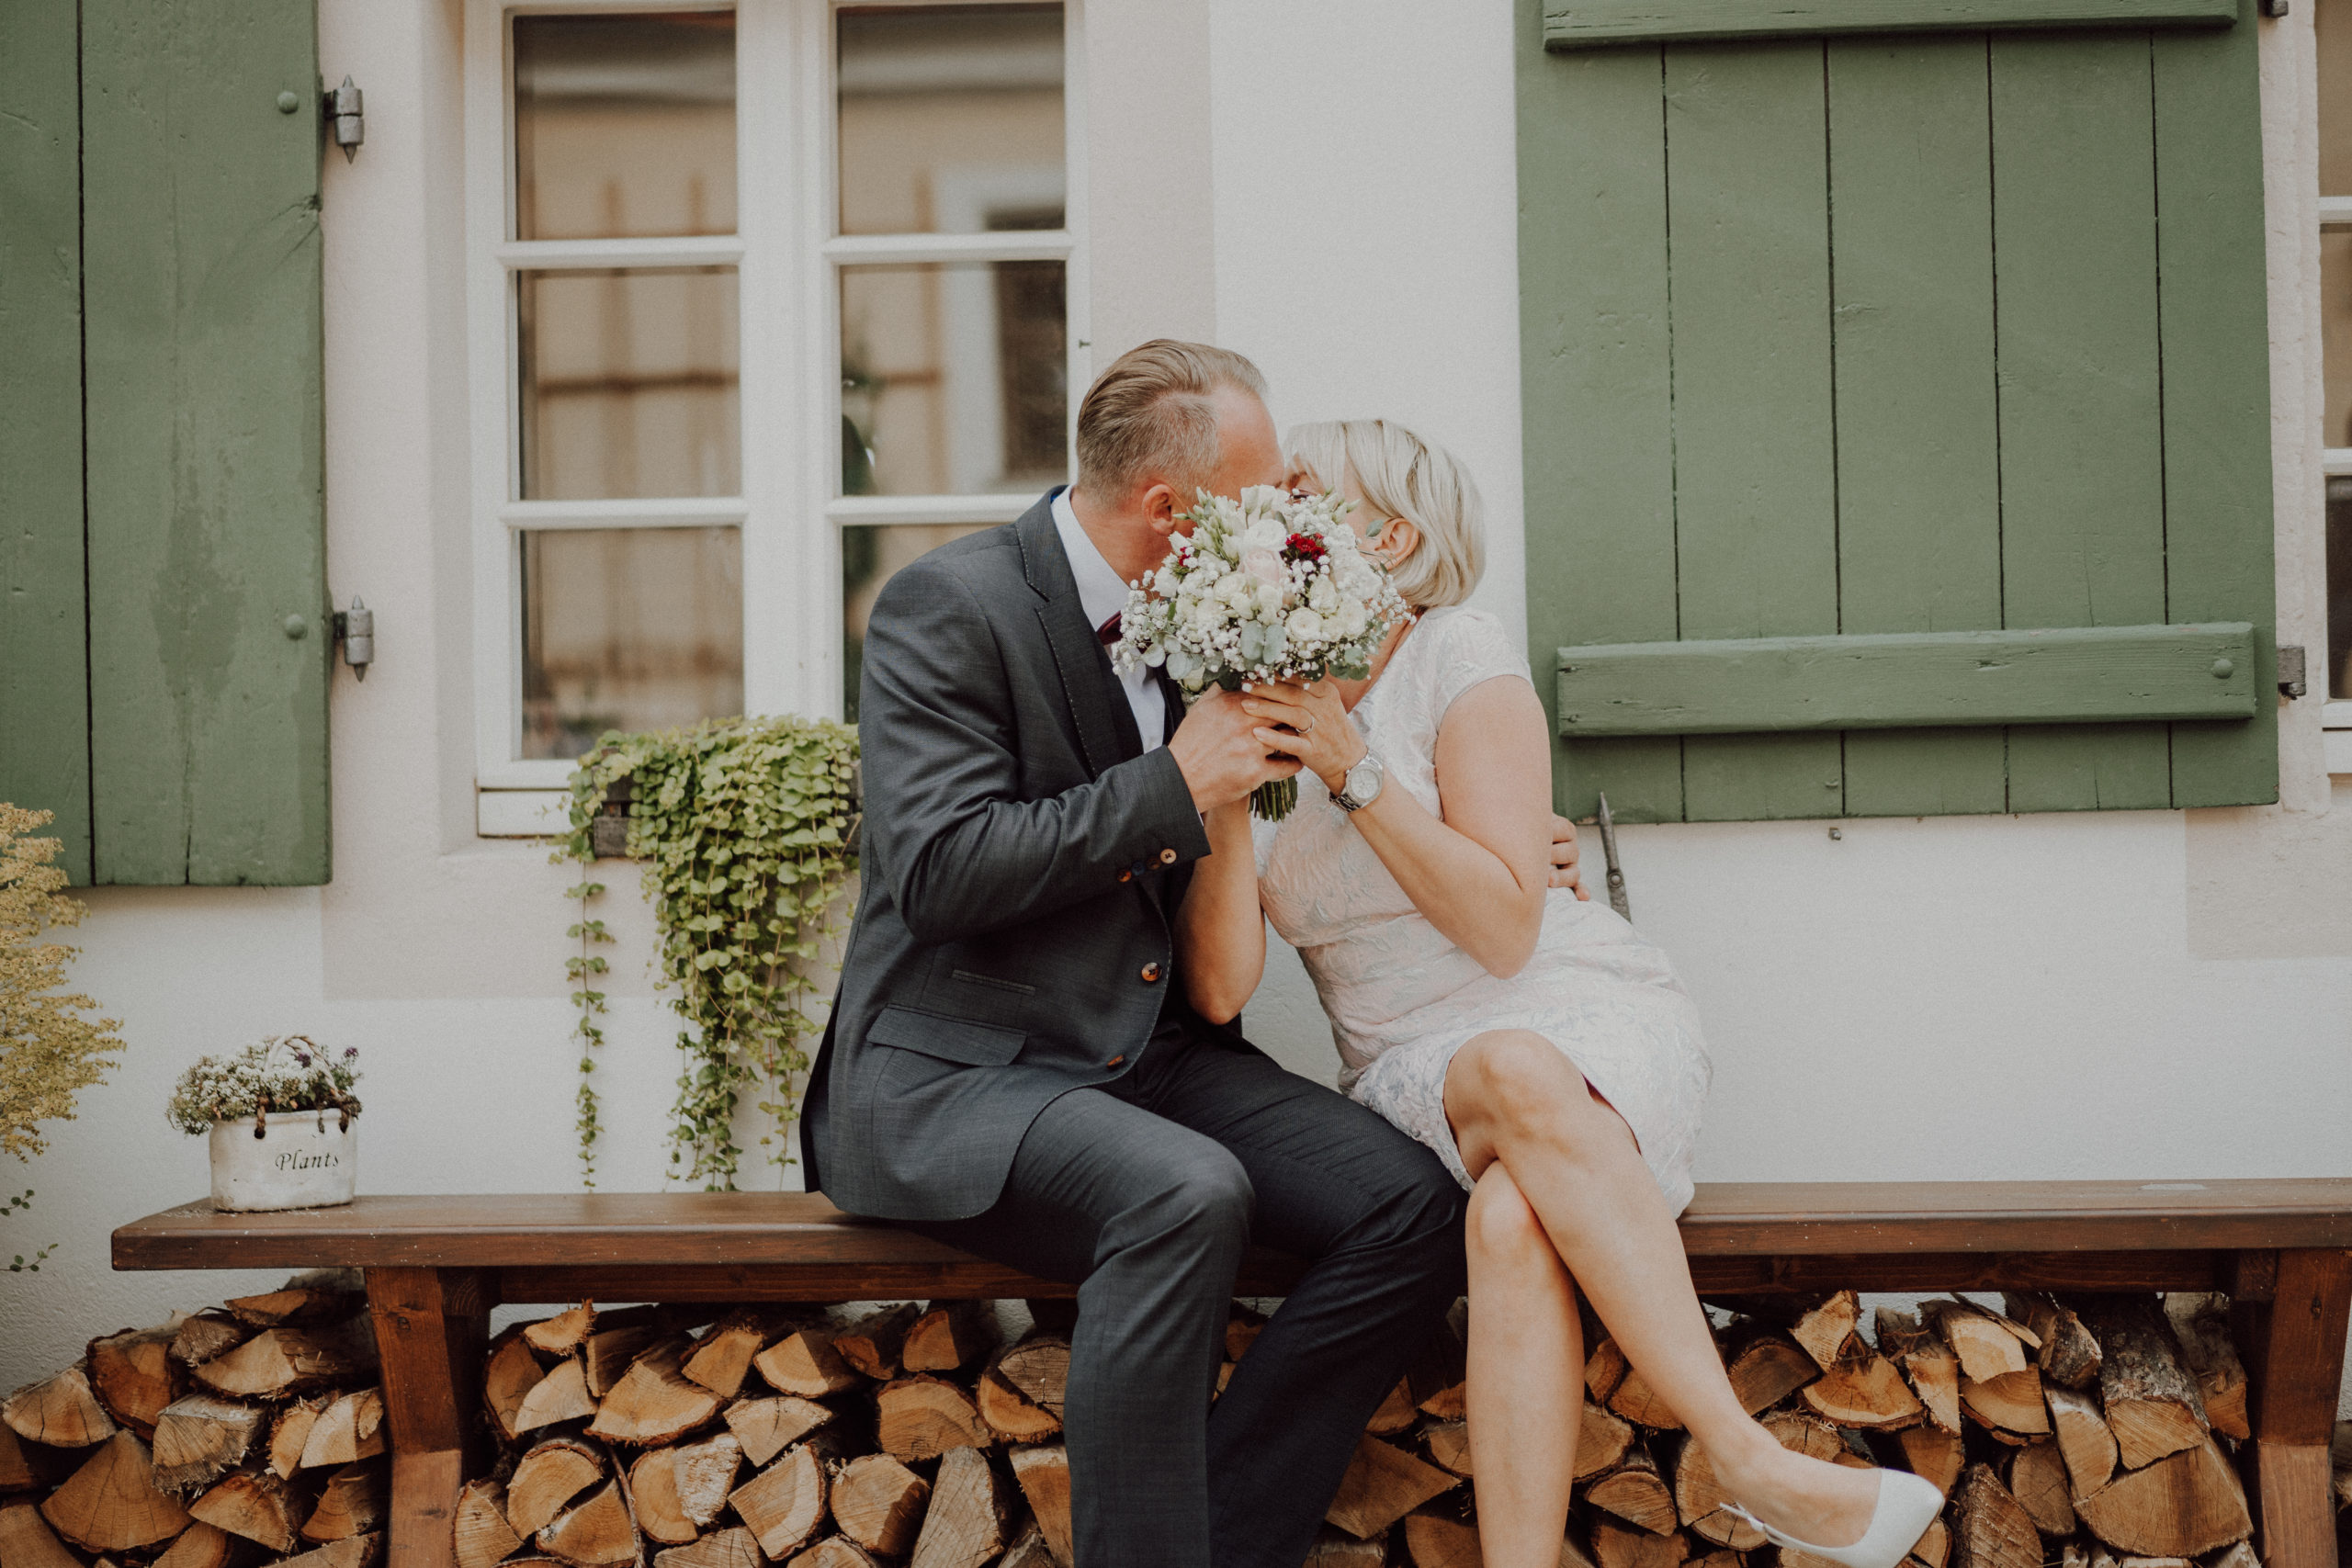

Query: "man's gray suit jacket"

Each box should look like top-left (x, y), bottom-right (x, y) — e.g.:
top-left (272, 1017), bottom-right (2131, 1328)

top-left (801, 491), bottom-right (1245, 1223)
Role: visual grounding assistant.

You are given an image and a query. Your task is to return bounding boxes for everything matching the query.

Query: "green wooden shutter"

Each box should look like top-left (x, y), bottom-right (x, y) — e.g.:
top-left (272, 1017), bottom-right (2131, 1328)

top-left (0, 0), bottom-right (93, 883)
top-left (1517, 0), bottom-right (2277, 823)
top-left (0, 0), bottom-right (330, 885)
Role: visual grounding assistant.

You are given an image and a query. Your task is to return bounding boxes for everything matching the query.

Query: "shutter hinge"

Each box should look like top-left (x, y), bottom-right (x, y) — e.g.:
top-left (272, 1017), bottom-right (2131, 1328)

top-left (333, 597), bottom-right (375, 681)
top-left (2278, 644), bottom-right (2307, 699)
top-left (325, 76), bottom-right (364, 161)
top-left (2260, 0), bottom-right (2289, 16)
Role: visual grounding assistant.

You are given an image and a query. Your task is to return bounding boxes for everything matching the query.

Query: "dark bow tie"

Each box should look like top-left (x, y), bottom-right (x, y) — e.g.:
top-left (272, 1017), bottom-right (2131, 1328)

top-left (1096, 613), bottom-right (1121, 647)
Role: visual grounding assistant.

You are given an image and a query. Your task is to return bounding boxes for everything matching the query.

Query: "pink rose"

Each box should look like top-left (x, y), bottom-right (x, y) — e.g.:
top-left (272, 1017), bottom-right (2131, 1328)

top-left (1240, 547), bottom-right (1285, 587)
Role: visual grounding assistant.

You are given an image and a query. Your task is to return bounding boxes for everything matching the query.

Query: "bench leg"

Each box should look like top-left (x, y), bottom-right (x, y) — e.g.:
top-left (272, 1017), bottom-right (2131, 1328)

top-left (367, 1267), bottom-right (492, 1568)
top-left (2234, 1247), bottom-right (2351, 1568)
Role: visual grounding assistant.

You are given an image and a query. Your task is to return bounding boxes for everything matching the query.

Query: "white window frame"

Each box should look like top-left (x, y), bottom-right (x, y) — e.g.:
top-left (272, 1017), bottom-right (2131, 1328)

top-left (467, 0), bottom-right (1086, 809)
top-left (2321, 195), bottom-right (2352, 771)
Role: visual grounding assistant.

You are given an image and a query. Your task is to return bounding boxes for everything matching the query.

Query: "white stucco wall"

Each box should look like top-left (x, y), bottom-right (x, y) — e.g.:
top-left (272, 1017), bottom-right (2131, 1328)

top-left (3, 0), bottom-right (2345, 1415)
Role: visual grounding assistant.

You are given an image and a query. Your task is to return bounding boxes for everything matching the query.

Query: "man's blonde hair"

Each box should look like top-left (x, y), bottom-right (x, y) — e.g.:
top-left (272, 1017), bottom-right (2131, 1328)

top-left (1283, 419), bottom-right (1484, 609)
top-left (1075, 339), bottom-right (1269, 501)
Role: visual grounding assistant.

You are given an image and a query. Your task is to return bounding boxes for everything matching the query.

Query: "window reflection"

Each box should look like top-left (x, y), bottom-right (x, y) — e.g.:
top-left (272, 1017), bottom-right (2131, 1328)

top-left (836, 6), bottom-right (1065, 236)
top-left (2326, 232), bottom-right (2352, 450)
top-left (519, 268), bottom-right (741, 501)
top-left (522, 527), bottom-right (744, 758)
top-left (514, 12), bottom-right (737, 241)
top-left (841, 261), bottom-right (1067, 496)
top-left (842, 524), bottom-right (990, 719)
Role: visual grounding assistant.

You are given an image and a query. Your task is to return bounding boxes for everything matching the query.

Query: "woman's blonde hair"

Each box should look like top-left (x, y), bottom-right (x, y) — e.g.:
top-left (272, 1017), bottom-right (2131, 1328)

top-left (1283, 419), bottom-right (1484, 609)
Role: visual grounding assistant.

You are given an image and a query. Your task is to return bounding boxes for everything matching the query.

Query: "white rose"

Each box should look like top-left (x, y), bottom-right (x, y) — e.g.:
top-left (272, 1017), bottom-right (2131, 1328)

top-left (1154, 566), bottom-right (1180, 597)
top-left (1337, 600), bottom-right (1369, 636)
top-left (1255, 581), bottom-right (1285, 618)
top-left (1307, 576), bottom-right (1338, 612)
top-left (1216, 572), bottom-right (1252, 607)
top-left (1239, 546), bottom-right (1285, 587)
top-left (1243, 518), bottom-right (1285, 550)
top-left (1285, 607), bottom-right (1324, 643)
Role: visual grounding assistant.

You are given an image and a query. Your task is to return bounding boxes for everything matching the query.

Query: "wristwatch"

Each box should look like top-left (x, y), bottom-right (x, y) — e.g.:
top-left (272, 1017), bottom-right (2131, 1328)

top-left (1333, 750), bottom-right (1385, 813)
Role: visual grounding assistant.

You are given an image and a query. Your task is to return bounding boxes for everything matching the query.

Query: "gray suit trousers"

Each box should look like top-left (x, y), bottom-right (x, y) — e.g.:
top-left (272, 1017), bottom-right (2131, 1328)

top-left (909, 1025), bottom-right (1467, 1568)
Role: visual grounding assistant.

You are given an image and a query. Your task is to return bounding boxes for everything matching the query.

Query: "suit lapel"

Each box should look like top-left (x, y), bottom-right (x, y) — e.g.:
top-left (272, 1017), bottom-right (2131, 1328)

top-left (1019, 493), bottom-right (1133, 779)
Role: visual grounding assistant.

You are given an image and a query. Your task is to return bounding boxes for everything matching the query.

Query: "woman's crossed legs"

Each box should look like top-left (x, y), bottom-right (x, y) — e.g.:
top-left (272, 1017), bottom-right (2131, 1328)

top-left (1444, 1030), bottom-right (1883, 1568)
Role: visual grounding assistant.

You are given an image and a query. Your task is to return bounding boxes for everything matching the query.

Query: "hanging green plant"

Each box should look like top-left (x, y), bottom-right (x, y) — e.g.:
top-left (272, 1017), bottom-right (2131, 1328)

top-left (554, 716), bottom-right (860, 1190)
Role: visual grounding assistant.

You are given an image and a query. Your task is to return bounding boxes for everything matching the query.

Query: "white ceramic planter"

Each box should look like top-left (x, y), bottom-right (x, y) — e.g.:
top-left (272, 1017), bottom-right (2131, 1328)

top-left (209, 1113), bottom-right (358, 1212)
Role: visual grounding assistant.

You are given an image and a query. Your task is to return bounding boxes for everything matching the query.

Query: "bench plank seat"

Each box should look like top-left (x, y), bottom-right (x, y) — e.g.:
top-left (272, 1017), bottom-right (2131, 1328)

top-left (111, 1179), bottom-right (2352, 1269)
top-left (111, 1180), bottom-right (2352, 1568)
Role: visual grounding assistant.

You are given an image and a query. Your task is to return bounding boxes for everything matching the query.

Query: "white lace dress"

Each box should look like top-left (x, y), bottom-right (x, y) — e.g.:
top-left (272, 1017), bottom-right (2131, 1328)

top-left (1253, 606), bottom-right (1712, 1213)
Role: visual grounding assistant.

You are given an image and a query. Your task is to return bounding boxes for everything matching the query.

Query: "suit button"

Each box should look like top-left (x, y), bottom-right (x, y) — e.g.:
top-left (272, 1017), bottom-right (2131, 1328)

top-left (1140, 963), bottom-right (1162, 983)
top-left (1130, 860), bottom-right (1148, 876)
top-left (1158, 848), bottom-right (1178, 865)
top-left (1117, 868), bottom-right (1132, 883)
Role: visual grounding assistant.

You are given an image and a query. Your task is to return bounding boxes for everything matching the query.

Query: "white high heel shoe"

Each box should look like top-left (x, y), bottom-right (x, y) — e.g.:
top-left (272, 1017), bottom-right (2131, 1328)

top-left (1723, 1470), bottom-right (1946, 1568)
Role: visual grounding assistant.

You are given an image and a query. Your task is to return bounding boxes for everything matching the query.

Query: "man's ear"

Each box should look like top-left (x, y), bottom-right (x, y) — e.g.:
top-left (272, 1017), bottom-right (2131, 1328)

top-left (1141, 481), bottom-right (1181, 538)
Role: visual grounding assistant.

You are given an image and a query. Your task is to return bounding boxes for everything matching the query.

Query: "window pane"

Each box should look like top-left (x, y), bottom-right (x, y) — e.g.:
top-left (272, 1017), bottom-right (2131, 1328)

top-left (2326, 0), bottom-right (2352, 196)
top-left (842, 524), bottom-right (991, 720)
top-left (841, 261), bottom-right (1067, 496)
top-left (514, 12), bottom-right (737, 240)
top-left (2326, 232), bottom-right (2352, 449)
top-left (522, 526), bottom-right (743, 758)
top-left (520, 268), bottom-right (741, 500)
top-left (837, 6), bottom-right (1065, 236)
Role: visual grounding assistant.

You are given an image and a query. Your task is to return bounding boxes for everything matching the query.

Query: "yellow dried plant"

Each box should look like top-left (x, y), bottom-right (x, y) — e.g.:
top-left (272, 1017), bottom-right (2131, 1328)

top-left (0, 806), bottom-right (122, 1161)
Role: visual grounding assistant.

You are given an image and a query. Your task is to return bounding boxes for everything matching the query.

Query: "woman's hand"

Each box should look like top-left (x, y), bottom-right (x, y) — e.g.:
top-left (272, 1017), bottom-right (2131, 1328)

top-left (1239, 680), bottom-right (1364, 795)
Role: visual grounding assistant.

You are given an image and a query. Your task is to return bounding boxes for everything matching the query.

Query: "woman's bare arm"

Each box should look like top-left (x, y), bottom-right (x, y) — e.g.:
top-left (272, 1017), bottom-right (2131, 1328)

top-left (1242, 674), bottom-right (1554, 977)
top-left (1175, 800), bottom-right (1267, 1023)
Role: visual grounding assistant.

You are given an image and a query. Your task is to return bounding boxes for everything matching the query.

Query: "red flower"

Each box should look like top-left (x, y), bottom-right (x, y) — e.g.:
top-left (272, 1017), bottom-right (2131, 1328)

top-left (1284, 532), bottom-right (1327, 561)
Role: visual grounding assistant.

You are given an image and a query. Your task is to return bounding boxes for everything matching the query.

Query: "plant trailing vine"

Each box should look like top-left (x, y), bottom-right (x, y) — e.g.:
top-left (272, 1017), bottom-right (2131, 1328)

top-left (556, 716), bottom-right (860, 1190)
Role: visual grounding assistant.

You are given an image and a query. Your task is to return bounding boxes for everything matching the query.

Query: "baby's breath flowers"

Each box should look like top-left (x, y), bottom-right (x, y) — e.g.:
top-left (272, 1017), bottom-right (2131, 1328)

top-left (1113, 485), bottom-right (1408, 819)
top-left (167, 1036), bottom-right (362, 1135)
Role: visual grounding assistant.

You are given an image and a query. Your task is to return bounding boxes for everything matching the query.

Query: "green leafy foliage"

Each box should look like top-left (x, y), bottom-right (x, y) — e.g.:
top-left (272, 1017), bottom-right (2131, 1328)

top-left (6, 1190), bottom-right (54, 1272)
top-left (1, 805), bottom-right (123, 1163)
top-left (556, 716), bottom-right (860, 1190)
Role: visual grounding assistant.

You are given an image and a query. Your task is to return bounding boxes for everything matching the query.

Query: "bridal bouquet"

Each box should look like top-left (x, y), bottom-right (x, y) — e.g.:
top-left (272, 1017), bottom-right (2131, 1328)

top-left (1112, 485), bottom-right (1408, 819)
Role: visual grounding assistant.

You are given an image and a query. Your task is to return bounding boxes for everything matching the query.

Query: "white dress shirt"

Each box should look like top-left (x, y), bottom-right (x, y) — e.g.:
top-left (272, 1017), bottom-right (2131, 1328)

top-left (1052, 487), bottom-right (1167, 751)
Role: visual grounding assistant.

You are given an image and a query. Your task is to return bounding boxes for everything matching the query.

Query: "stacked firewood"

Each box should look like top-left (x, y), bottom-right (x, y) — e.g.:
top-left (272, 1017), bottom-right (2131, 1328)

top-left (4, 1280), bottom-right (2289, 1568)
top-left (0, 1271), bottom-right (387, 1568)
top-left (1476, 1289), bottom-right (2265, 1568)
top-left (462, 1299), bottom-right (1075, 1568)
top-left (443, 1287), bottom-right (2267, 1568)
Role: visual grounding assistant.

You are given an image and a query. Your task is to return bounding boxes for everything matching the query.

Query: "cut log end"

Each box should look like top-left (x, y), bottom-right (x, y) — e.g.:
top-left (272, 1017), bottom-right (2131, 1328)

top-left (40, 1433), bottom-right (192, 1553)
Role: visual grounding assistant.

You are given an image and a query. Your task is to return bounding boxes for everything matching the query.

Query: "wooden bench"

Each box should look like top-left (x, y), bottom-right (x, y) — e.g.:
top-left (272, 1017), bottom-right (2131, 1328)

top-left (114, 1181), bottom-right (2352, 1568)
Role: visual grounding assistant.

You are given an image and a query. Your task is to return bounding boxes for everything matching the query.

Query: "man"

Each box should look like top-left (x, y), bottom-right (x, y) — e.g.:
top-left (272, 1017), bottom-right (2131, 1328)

top-left (801, 341), bottom-right (1469, 1568)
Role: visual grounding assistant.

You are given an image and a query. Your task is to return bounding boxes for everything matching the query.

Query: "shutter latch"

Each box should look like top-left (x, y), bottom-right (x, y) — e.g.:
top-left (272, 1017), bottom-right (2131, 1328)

top-left (326, 77), bottom-right (364, 162)
top-left (333, 597), bottom-right (375, 681)
top-left (2278, 644), bottom-right (2307, 699)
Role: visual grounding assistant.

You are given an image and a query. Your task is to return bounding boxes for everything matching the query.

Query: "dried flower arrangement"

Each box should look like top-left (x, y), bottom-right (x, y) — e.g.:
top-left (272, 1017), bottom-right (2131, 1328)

top-left (166, 1034), bottom-right (363, 1134)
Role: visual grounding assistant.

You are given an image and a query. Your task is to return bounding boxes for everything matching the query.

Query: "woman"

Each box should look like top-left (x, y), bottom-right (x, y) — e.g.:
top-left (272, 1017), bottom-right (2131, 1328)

top-left (1173, 420), bottom-right (1941, 1568)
